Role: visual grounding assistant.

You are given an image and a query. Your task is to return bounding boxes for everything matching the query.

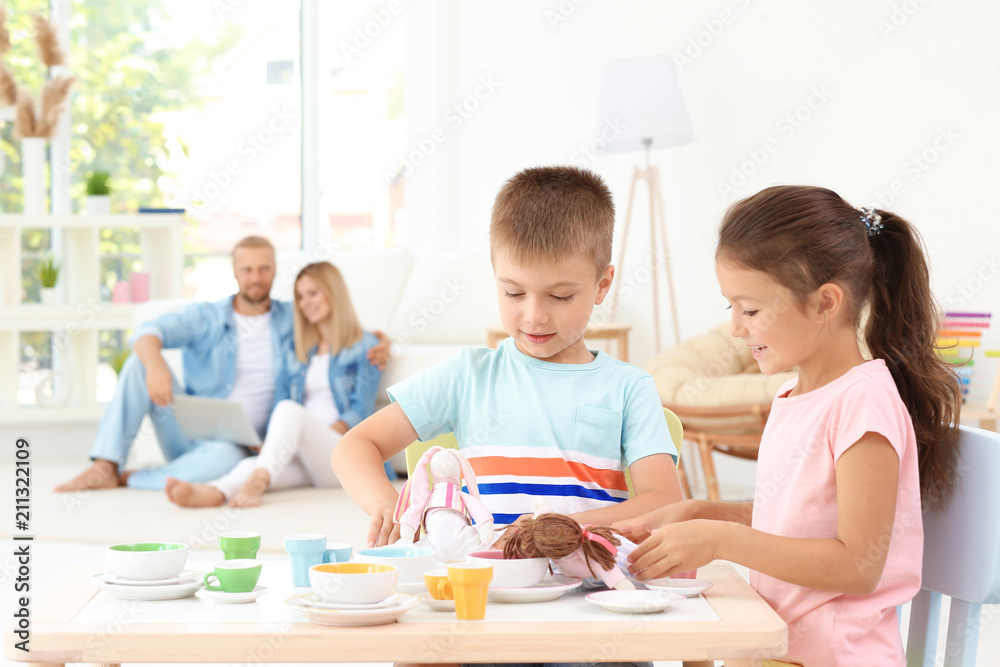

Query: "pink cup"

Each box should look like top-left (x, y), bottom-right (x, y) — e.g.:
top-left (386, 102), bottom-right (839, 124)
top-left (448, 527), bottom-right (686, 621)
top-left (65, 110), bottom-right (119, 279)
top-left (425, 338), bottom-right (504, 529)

top-left (112, 281), bottom-right (130, 304)
top-left (130, 272), bottom-right (149, 302)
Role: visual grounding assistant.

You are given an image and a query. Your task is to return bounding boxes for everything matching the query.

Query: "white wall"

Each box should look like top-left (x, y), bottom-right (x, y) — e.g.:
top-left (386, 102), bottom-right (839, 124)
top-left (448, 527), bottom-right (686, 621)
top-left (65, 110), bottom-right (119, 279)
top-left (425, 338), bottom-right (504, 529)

top-left (406, 0), bottom-right (1000, 369)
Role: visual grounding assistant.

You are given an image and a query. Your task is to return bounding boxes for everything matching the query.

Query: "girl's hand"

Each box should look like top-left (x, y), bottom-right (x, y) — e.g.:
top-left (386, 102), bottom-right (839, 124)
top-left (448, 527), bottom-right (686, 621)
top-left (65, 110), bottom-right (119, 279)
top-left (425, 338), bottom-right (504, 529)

top-left (612, 499), bottom-right (697, 543)
top-left (626, 519), bottom-right (723, 580)
top-left (367, 502), bottom-right (401, 548)
top-left (367, 331), bottom-right (392, 371)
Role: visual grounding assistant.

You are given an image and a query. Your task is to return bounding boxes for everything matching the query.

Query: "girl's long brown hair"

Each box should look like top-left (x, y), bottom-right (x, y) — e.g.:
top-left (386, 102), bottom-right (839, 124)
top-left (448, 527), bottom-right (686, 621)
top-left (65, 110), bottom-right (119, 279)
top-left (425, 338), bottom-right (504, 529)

top-left (292, 262), bottom-right (363, 363)
top-left (717, 185), bottom-right (961, 509)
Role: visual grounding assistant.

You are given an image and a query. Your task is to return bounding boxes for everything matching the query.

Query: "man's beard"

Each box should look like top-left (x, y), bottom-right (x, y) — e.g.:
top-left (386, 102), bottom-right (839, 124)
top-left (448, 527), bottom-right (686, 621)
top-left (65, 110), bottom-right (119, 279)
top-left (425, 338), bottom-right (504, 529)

top-left (239, 287), bottom-right (270, 306)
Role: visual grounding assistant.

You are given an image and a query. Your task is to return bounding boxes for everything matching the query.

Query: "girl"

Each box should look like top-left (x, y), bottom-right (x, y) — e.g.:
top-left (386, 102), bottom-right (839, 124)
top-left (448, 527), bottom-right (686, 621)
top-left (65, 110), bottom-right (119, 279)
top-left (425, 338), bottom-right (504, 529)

top-left (615, 186), bottom-right (961, 666)
top-left (165, 261), bottom-right (387, 508)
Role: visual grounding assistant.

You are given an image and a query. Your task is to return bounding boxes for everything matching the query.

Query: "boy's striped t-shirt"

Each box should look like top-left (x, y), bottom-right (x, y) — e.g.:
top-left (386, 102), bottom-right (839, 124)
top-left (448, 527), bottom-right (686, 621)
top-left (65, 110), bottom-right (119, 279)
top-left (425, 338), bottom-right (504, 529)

top-left (387, 338), bottom-right (675, 525)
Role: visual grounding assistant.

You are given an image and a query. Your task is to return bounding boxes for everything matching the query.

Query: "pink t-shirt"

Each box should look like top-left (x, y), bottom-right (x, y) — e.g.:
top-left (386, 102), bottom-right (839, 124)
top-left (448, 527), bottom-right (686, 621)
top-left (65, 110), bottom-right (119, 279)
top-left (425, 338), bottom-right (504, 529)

top-left (751, 360), bottom-right (922, 667)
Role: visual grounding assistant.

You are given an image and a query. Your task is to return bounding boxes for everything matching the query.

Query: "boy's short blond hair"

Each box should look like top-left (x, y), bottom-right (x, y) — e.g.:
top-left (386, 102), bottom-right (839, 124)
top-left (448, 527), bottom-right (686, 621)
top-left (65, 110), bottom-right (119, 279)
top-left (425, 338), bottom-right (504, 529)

top-left (490, 166), bottom-right (614, 276)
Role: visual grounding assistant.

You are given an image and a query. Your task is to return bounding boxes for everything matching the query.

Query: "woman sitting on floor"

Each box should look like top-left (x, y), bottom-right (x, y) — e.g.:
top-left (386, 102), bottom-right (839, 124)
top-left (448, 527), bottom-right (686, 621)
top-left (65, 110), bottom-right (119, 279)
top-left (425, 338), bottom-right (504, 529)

top-left (165, 261), bottom-right (386, 508)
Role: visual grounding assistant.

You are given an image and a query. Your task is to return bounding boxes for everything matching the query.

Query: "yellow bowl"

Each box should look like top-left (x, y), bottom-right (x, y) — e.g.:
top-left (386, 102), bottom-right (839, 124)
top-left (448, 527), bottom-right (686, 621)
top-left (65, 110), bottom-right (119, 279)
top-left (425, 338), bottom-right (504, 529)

top-left (309, 562), bottom-right (399, 604)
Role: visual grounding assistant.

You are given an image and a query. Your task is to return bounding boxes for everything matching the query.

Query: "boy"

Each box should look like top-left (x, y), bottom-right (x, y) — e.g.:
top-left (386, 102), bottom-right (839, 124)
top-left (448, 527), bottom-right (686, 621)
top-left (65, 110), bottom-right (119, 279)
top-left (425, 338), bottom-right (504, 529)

top-left (332, 166), bottom-right (683, 550)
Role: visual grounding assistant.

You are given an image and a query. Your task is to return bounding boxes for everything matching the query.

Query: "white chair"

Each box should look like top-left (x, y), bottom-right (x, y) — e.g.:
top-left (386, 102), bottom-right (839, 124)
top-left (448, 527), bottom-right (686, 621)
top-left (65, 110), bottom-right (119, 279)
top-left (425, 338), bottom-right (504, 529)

top-left (906, 425), bottom-right (1000, 666)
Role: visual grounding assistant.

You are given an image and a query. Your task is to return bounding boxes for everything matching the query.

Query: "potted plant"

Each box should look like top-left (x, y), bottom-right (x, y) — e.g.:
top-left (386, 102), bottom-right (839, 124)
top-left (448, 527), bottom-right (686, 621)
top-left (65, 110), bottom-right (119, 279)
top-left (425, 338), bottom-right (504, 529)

top-left (86, 170), bottom-right (111, 215)
top-left (38, 256), bottom-right (60, 305)
top-left (108, 348), bottom-right (130, 376)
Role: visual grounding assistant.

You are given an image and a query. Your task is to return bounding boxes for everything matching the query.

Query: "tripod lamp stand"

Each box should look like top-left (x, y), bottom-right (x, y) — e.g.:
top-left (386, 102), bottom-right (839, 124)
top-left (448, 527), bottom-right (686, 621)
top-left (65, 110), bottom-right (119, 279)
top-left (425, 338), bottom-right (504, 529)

top-left (596, 56), bottom-right (693, 352)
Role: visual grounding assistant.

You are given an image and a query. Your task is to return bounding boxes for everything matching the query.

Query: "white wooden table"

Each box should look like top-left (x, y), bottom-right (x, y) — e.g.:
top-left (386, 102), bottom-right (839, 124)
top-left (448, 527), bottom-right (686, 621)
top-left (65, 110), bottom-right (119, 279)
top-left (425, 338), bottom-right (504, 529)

top-left (4, 560), bottom-right (786, 665)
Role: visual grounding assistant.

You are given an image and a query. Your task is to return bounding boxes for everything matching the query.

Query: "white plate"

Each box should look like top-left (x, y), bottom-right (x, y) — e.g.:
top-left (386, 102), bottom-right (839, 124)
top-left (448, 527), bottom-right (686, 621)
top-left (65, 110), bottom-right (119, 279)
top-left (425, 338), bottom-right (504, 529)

top-left (395, 581), bottom-right (427, 594)
top-left (200, 585), bottom-right (269, 604)
top-left (417, 592), bottom-right (456, 612)
top-left (299, 593), bottom-right (402, 610)
top-left (585, 590), bottom-right (684, 614)
top-left (286, 593), bottom-right (421, 626)
top-left (90, 574), bottom-right (203, 601)
top-left (487, 575), bottom-right (582, 603)
top-left (98, 570), bottom-right (203, 586)
top-left (643, 578), bottom-right (713, 598)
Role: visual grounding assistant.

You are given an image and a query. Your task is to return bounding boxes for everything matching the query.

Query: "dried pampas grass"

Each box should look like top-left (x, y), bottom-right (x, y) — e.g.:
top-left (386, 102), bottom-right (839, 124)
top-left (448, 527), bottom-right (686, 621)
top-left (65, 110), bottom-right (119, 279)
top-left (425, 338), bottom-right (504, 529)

top-left (0, 65), bottom-right (16, 106)
top-left (35, 75), bottom-right (74, 137)
top-left (14, 90), bottom-right (37, 140)
top-left (0, 7), bottom-right (10, 57)
top-left (32, 14), bottom-right (64, 68)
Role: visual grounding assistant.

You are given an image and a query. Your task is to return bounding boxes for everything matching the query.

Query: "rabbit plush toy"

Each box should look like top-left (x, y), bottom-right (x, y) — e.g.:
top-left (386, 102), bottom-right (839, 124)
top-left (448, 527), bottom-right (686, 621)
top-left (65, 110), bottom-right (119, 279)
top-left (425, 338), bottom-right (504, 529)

top-left (393, 446), bottom-right (495, 561)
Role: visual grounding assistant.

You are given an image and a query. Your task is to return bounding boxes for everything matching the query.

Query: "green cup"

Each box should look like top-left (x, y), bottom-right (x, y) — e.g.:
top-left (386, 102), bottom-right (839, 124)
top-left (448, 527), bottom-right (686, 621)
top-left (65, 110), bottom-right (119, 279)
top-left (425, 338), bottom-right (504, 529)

top-left (203, 559), bottom-right (262, 593)
top-left (219, 532), bottom-right (260, 560)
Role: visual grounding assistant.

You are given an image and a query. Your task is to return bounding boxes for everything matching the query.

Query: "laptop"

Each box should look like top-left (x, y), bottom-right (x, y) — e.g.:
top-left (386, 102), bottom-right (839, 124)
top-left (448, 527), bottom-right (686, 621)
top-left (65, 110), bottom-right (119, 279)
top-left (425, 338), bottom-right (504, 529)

top-left (170, 395), bottom-right (263, 446)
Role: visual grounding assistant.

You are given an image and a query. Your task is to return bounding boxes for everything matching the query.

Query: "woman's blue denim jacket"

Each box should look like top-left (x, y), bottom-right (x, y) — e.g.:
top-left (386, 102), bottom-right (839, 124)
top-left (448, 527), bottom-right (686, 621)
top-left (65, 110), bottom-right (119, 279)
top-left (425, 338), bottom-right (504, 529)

top-left (283, 330), bottom-right (383, 428)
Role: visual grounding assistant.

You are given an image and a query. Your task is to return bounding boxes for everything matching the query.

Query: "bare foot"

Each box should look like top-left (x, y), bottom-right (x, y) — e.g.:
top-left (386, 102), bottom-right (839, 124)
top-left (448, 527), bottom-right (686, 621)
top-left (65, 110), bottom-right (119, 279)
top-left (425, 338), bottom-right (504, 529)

top-left (119, 469), bottom-right (135, 486)
top-left (229, 468), bottom-right (270, 508)
top-left (165, 477), bottom-right (225, 508)
top-left (54, 459), bottom-right (121, 492)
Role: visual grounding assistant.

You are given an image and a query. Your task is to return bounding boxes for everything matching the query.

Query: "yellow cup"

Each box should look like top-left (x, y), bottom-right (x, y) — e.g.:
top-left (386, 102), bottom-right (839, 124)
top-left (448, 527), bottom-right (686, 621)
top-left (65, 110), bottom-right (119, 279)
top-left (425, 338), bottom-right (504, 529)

top-left (447, 563), bottom-right (493, 620)
top-left (424, 569), bottom-right (454, 600)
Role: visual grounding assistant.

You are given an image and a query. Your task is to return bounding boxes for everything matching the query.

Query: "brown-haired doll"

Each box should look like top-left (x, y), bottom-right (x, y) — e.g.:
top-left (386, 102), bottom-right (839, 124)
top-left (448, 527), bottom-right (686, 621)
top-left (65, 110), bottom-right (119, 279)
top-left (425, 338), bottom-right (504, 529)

top-left (503, 511), bottom-right (635, 590)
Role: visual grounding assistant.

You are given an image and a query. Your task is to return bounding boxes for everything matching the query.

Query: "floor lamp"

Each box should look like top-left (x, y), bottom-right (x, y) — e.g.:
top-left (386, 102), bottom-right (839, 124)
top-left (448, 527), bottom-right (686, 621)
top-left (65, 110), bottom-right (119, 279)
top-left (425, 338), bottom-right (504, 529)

top-left (596, 56), bottom-right (693, 352)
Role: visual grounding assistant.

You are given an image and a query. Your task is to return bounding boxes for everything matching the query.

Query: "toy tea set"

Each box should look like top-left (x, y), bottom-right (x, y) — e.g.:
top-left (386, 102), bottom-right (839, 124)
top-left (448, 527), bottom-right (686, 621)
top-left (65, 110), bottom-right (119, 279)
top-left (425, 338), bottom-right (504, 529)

top-left (90, 448), bottom-right (711, 624)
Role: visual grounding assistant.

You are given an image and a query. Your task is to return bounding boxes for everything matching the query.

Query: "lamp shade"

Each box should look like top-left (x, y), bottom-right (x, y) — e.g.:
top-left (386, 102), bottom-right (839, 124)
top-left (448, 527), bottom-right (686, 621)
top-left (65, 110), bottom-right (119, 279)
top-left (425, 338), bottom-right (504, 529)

top-left (595, 56), bottom-right (693, 152)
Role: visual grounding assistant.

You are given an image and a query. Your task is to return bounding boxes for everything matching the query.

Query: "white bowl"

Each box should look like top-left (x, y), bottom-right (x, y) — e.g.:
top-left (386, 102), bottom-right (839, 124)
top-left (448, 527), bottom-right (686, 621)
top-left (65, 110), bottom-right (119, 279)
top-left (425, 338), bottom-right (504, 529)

top-left (353, 546), bottom-right (436, 584)
top-left (309, 562), bottom-right (399, 604)
top-left (466, 550), bottom-right (549, 589)
top-left (106, 542), bottom-right (189, 581)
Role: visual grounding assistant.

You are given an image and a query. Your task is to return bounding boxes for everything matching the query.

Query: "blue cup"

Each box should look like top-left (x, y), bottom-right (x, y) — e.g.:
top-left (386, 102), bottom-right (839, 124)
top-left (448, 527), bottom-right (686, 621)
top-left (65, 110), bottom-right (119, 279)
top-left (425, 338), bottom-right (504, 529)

top-left (284, 533), bottom-right (353, 587)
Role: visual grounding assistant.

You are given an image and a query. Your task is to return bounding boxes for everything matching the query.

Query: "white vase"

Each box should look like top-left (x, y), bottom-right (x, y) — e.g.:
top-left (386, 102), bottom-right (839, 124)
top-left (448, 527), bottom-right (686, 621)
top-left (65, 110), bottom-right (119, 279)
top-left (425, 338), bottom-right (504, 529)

top-left (21, 137), bottom-right (47, 215)
top-left (87, 195), bottom-right (111, 216)
top-left (40, 287), bottom-right (59, 306)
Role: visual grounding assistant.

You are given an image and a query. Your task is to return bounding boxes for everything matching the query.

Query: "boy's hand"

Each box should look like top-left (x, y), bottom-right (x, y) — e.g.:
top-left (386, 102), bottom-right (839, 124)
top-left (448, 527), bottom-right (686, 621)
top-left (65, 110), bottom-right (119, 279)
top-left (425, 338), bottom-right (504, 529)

top-left (491, 514), bottom-right (533, 551)
top-left (367, 503), bottom-right (401, 548)
top-left (626, 519), bottom-right (722, 580)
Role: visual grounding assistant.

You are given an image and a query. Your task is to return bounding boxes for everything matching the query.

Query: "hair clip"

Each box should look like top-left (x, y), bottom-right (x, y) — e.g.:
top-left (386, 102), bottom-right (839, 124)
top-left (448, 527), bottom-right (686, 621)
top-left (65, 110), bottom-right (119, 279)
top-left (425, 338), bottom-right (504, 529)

top-left (858, 207), bottom-right (884, 237)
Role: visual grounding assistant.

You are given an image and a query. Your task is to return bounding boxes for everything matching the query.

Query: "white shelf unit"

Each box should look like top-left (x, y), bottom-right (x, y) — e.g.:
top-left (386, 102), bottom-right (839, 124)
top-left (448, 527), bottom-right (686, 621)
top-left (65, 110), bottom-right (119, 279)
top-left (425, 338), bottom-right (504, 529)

top-left (0, 214), bottom-right (183, 424)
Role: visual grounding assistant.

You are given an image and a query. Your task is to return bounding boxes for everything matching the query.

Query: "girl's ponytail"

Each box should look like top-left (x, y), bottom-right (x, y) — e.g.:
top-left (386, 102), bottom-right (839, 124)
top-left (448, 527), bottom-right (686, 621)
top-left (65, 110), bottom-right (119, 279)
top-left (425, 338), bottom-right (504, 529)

top-left (865, 211), bottom-right (961, 509)
top-left (719, 186), bottom-right (962, 509)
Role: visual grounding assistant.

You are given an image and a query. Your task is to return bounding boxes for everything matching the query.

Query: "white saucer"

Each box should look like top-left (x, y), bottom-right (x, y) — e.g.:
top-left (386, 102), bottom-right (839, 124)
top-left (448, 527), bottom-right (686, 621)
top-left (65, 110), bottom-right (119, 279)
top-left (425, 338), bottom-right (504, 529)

top-left (199, 585), bottom-right (268, 604)
top-left (417, 592), bottom-right (456, 611)
top-left (643, 578), bottom-right (713, 598)
top-left (585, 589), bottom-right (684, 614)
top-left (286, 593), bottom-right (420, 626)
top-left (98, 570), bottom-right (202, 586)
top-left (299, 593), bottom-right (402, 610)
top-left (90, 574), bottom-right (203, 601)
top-left (487, 575), bottom-right (582, 603)
top-left (394, 581), bottom-right (427, 594)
